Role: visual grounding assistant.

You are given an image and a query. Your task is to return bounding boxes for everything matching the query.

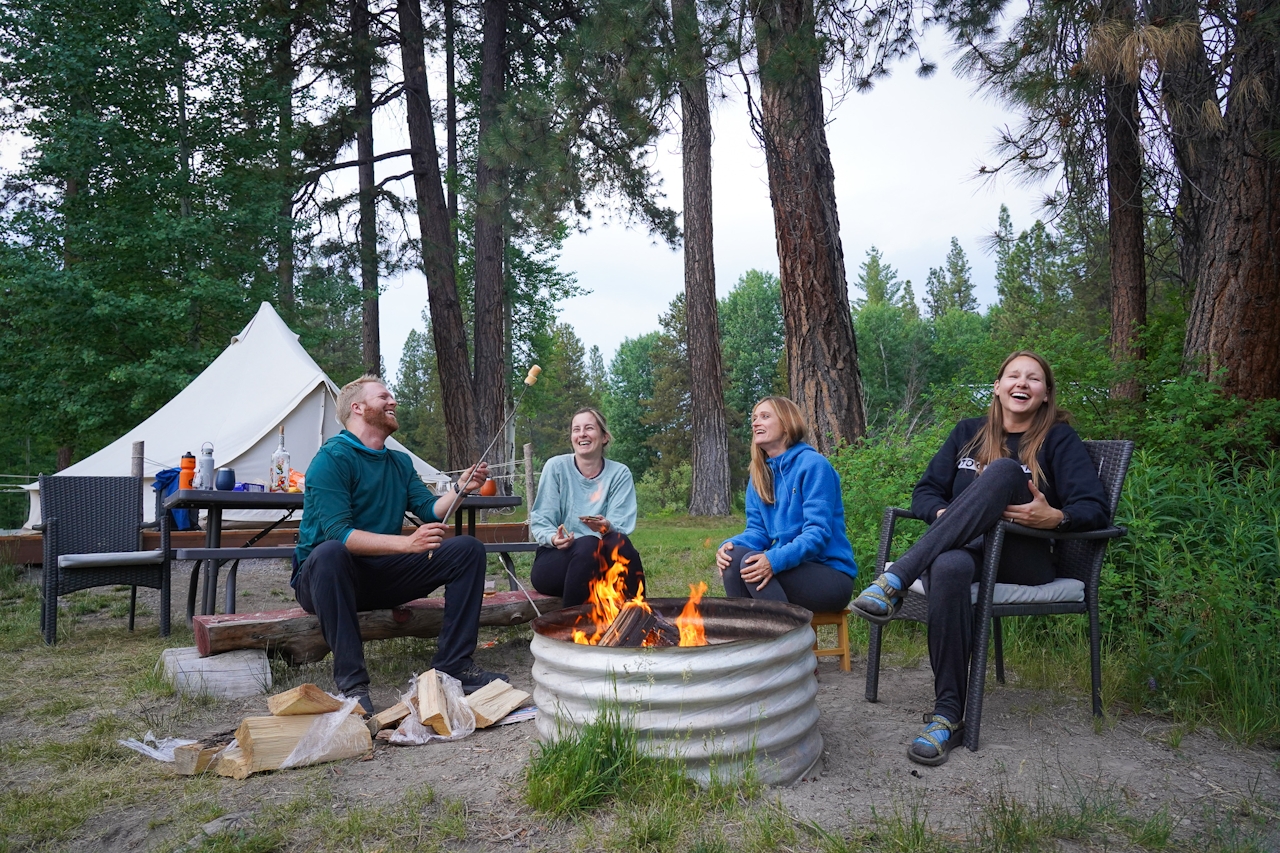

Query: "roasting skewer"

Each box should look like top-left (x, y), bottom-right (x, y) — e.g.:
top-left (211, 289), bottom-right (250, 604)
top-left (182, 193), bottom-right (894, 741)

top-left (435, 365), bottom-right (546, 616)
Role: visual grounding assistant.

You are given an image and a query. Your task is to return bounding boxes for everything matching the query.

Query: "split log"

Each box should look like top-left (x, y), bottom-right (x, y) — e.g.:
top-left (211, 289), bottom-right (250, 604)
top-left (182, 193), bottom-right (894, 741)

top-left (214, 745), bottom-right (252, 780)
top-left (233, 713), bottom-right (371, 775)
top-left (194, 590), bottom-right (563, 662)
top-left (466, 680), bottom-right (530, 728)
top-left (417, 669), bottom-right (450, 736)
top-left (267, 683), bottom-right (346, 716)
top-left (598, 603), bottom-right (679, 648)
top-left (173, 731), bottom-right (235, 776)
top-left (366, 701), bottom-right (410, 736)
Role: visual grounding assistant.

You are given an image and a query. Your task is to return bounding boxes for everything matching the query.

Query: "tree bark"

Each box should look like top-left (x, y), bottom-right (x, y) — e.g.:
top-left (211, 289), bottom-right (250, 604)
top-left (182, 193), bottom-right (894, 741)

top-left (752, 0), bottom-right (866, 452)
top-left (398, 0), bottom-right (480, 467)
top-left (445, 0), bottom-right (458, 236)
top-left (1102, 0), bottom-right (1145, 401)
top-left (674, 0), bottom-right (730, 515)
top-left (1184, 3), bottom-right (1280, 401)
top-left (354, 0), bottom-right (380, 376)
top-left (473, 0), bottom-right (509, 474)
top-left (274, 22), bottom-right (295, 309)
top-left (1149, 0), bottom-right (1222, 296)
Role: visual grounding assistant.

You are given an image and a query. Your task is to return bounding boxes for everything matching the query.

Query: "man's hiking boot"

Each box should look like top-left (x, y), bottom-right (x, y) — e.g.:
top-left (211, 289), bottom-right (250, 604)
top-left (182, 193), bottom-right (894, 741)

top-left (446, 664), bottom-right (510, 695)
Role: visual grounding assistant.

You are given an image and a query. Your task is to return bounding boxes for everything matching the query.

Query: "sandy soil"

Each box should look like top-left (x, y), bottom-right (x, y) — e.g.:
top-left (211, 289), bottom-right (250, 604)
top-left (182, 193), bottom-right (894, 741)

top-left (63, 560), bottom-right (1280, 850)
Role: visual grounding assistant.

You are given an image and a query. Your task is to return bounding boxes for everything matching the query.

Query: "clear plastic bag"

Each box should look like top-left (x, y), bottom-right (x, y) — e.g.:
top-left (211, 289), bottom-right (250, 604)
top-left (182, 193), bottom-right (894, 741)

top-left (389, 671), bottom-right (476, 745)
top-left (280, 697), bottom-right (369, 769)
top-left (119, 731), bottom-right (198, 762)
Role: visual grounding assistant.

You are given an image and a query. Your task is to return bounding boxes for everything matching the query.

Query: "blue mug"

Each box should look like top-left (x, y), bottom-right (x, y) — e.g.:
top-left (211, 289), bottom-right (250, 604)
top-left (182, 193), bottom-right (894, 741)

top-left (215, 468), bottom-right (236, 491)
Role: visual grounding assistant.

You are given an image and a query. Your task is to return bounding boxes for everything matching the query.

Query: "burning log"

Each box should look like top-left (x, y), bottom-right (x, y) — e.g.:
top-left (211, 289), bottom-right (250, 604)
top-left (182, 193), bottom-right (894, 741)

top-left (597, 602), bottom-right (680, 648)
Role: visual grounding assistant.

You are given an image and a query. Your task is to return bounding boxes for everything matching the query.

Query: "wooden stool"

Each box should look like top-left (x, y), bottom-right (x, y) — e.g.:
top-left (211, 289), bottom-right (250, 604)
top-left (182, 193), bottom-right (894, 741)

top-left (811, 608), bottom-right (851, 671)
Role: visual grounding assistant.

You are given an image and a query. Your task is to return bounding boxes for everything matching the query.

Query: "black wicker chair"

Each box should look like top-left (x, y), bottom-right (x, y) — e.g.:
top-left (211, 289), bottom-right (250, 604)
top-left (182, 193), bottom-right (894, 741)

top-left (863, 440), bottom-right (1133, 751)
top-left (38, 475), bottom-right (171, 645)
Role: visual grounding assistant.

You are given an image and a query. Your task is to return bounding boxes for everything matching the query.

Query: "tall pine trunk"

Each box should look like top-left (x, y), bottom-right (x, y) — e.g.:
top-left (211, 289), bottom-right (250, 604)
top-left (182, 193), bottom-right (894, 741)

top-left (1184, 2), bottom-right (1280, 401)
top-left (1150, 0), bottom-right (1221, 295)
top-left (753, 0), bottom-right (866, 451)
top-left (474, 0), bottom-right (509, 481)
top-left (398, 0), bottom-right (480, 467)
top-left (353, 0), bottom-right (380, 376)
top-left (1101, 0), bottom-right (1145, 401)
top-left (445, 0), bottom-right (458, 236)
top-left (674, 0), bottom-right (730, 515)
top-left (274, 23), bottom-right (295, 309)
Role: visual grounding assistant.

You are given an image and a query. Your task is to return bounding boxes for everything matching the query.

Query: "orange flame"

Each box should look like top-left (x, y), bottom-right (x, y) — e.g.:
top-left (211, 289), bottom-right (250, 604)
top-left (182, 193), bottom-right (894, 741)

top-left (676, 582), bottom-right (708, 647)
top-left (572, 542), bottom-right (708, 647)
top-left (572, 541), bottom-right (631, 645)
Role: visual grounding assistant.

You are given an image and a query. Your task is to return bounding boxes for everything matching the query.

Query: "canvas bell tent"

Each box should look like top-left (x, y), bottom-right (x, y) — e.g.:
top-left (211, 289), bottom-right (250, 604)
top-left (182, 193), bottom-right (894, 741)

top-left (23, 302), bottom-right (449, 528)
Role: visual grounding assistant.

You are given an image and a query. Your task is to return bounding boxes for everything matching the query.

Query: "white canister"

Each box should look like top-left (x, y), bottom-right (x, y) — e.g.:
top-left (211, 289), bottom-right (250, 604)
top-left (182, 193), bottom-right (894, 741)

top-left (195, 442), bottom-right (215, 490)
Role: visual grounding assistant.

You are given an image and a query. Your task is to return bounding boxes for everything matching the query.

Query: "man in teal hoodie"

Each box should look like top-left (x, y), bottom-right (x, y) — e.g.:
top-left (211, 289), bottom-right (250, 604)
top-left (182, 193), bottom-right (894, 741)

top-left (293, 375), bottom-right (507, 713)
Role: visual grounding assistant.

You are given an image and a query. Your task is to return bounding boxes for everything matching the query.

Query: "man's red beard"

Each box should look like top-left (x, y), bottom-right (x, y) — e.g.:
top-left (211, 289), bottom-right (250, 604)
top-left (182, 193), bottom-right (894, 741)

top-left (364, 407), bottom-right (399, 435)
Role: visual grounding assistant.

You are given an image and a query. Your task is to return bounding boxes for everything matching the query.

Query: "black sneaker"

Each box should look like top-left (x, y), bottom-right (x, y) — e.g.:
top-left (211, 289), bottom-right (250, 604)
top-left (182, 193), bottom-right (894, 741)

top-left (446, 664), bottom-right (510, 695)
top-left (347, 689), bottom-right (374, 716)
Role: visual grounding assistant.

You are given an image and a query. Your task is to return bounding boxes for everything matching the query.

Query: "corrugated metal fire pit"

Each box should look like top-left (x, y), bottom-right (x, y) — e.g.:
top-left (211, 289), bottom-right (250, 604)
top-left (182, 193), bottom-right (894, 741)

top-left (530, 598), bottom-right (822, 786)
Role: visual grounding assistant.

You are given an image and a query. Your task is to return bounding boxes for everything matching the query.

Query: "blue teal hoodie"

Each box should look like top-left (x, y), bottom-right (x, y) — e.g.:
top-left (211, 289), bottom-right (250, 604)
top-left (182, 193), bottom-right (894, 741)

top-left (726, 442), bottom-right (858, 578)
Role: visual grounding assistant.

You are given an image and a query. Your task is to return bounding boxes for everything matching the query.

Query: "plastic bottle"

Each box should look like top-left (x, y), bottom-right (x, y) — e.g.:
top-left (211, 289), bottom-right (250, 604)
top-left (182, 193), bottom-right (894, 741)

top-left (179, 452), bottom-right (196, 490)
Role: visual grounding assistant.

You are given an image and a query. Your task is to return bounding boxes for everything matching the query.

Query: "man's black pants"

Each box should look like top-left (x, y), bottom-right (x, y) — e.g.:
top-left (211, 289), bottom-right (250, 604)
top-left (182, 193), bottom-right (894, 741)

top-left (294, 536), bottom-right (487, 694)
top-left (887, 457), bottom-right (1056, 724)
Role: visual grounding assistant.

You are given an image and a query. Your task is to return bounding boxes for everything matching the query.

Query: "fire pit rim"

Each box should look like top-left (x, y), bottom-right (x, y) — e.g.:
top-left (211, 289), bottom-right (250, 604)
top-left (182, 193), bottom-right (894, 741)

top-left (530, 596), bottom-right (815, 648)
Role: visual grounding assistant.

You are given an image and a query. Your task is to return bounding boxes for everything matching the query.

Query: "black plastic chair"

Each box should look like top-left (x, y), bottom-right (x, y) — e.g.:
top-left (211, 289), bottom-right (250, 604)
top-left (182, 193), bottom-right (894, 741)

top-left (38, 475), bottom-right (171, 645)
top-left (864, 440), bottom-right (1133, 750)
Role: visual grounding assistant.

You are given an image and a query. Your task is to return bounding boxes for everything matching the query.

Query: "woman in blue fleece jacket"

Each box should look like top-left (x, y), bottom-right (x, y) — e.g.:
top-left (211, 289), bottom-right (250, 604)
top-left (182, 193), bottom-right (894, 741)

top-left (716, 396), bottom-right (857, 613)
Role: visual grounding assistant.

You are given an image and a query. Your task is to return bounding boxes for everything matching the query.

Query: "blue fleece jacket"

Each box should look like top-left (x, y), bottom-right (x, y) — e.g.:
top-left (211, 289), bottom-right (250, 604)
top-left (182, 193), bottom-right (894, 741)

top-left (726, 442), bottom-right (858, 578)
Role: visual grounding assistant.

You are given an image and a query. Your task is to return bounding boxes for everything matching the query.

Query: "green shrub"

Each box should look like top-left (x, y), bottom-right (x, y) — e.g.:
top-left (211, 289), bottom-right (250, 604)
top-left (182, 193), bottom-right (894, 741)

top-left (834, 422), bottom-right (1280, 743)
top-left (636, 462), bottom-right (692, 517)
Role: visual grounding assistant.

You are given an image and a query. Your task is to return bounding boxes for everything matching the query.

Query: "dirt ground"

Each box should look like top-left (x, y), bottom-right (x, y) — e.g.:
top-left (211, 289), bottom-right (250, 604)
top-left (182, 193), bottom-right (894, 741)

top-left (55, 559), bottom-right (1280, 850)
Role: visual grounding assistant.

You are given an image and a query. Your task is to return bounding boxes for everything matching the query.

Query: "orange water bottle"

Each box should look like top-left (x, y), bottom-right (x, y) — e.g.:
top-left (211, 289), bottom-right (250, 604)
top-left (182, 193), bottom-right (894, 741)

top-left (179, 452), bottom-right (196, 490)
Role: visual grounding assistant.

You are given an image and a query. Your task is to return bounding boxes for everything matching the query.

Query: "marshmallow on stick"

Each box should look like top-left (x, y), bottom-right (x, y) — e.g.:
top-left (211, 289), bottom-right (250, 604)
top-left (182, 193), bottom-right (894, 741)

top-left (439, 364), bottom-right (542, 525)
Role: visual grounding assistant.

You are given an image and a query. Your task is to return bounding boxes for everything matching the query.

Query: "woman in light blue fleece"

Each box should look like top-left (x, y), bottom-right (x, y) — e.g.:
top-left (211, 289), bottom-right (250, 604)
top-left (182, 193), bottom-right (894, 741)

top-left (529, 408), bottom-right (645, 607)
top-left (716, 396), bottom-right (857, 613)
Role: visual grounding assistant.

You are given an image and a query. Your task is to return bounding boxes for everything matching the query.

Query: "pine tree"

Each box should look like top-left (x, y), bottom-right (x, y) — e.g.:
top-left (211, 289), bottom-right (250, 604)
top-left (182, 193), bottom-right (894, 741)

top-left (854, 247), bottom-right (905, 308)
top-left (924, 237), bottom-right (978, 318)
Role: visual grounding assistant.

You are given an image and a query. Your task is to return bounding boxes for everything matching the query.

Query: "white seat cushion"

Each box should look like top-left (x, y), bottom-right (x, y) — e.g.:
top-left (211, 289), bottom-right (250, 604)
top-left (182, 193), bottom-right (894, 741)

top-left (905, 576), bottom-right (1085, 605)
top-left (59, 550), bottom-right (165, 570)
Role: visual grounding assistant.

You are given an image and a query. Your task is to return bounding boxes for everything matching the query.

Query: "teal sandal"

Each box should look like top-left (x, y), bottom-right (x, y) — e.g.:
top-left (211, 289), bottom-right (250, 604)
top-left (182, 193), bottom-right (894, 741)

top-left (907, 714), bottom-right (963, 766)
top-left (851, 572), bottom-right (904, 626)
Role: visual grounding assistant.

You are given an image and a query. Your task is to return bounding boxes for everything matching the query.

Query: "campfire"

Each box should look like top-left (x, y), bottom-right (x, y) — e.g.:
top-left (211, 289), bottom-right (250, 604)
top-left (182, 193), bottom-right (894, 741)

top-left (570, 541), bottom-right (707, 648)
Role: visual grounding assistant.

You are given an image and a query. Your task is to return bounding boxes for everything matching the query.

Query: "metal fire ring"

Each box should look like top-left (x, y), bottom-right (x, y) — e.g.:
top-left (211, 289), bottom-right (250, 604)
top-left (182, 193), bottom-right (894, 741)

top-left (531, 598), bottom-right (824, 786)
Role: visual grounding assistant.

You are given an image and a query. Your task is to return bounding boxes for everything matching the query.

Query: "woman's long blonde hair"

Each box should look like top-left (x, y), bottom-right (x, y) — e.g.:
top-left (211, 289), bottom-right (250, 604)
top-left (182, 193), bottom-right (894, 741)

top-left (960, 350), bottom-right (1068, 487)
top-left (748, 396), bottom-right (808, 504)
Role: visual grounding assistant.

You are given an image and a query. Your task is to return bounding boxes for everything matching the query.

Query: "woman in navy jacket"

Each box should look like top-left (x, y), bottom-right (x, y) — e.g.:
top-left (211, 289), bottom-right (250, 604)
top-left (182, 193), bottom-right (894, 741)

top-left (716, 396), bottom-right (857, 613)
top-left (851, 351), bottom-right (1108, 767)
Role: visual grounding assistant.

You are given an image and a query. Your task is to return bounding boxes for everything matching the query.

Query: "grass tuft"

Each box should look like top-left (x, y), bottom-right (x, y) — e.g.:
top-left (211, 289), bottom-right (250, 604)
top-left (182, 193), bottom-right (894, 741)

top-left (525, 704), bottom-right (695, 816)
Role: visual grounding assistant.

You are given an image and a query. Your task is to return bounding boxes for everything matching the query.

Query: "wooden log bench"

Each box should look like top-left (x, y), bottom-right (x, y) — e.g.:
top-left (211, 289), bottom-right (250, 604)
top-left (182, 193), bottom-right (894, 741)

top-left (193, 590), bottom-right (563, 664)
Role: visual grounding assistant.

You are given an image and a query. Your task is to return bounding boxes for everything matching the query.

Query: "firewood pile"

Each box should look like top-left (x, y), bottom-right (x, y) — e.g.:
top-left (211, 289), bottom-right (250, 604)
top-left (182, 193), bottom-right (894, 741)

top-left (173, 677), bottom-right (534, 776)
top-left (209, 684), bottom-right (372, 779)
top-left (369, 669), bottom-right (530, 741)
